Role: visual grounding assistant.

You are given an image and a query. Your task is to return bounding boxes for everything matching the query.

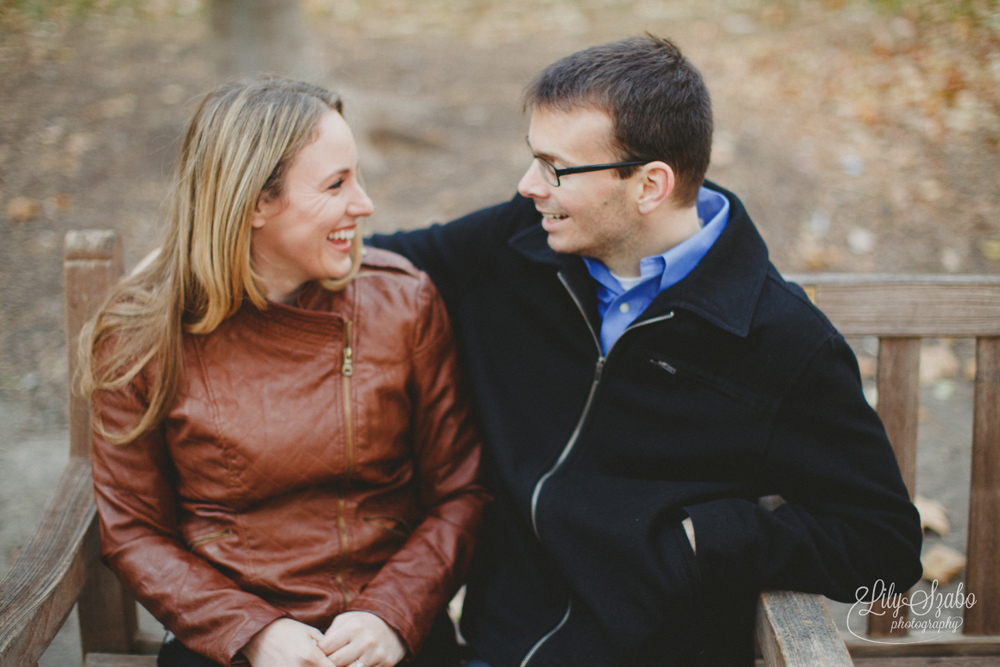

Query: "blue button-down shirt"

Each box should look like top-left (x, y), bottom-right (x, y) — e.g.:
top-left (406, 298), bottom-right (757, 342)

top-left (583, 186), bottom-right (729, 354)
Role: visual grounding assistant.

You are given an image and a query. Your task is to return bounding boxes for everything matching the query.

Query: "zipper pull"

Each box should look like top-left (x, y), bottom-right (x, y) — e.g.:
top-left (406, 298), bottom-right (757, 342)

top-left (650, 359), bottom-right (677, 374)
top-left (342, 319), bottom-right (353, 376)
top-left (594, 357), bottom-right (606, 383)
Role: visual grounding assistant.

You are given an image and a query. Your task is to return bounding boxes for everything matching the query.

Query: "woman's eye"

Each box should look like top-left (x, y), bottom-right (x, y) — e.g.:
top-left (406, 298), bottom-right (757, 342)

top-left (329, 179), bottom-right (345, 190)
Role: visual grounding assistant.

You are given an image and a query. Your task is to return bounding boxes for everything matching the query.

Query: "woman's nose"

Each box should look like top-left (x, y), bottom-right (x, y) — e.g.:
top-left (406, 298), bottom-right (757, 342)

top-left (350, 185), bottom-right (375, 217)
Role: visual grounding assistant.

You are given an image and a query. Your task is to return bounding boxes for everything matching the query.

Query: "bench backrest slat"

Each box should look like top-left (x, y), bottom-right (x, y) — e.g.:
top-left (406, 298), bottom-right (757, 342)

top-left (966, 336), bottom-right (1000, 635)
top-left (869, 337), bottom-right (921, 637)
top-left (792, 274), bottom-right (1000, 337)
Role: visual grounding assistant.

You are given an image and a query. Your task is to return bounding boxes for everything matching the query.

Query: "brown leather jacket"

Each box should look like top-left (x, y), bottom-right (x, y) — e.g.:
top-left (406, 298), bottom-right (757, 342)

top-left (91, 249), bottom-right (488, 666)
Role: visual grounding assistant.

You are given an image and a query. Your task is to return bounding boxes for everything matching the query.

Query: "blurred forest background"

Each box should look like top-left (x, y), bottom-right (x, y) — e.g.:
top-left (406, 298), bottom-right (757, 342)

top-left (1, 1), bottom-right (999, 663)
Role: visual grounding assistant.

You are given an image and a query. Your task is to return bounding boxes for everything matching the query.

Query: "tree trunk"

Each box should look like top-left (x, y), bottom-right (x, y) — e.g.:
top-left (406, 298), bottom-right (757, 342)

top-left (210, 0), bottom-right (321, 80)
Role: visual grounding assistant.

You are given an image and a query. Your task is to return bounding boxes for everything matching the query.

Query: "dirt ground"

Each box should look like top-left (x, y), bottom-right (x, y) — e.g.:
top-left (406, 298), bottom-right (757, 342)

top-left (1, 0), bottom-right (998, 664)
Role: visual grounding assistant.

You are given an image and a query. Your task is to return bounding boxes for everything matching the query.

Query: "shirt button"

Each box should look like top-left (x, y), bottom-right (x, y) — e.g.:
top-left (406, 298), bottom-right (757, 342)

top-left (619, 303), bottom-right (630, 314)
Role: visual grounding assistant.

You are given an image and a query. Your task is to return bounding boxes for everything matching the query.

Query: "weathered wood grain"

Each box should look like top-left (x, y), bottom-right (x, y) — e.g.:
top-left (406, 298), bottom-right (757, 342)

top-left (868, 337), bottom-right (921, 638)
top-left (787, 275), bottom-right (1000, 337)
top-left (964, 337), bottom-right (1000, 635)
top-left (847, 634), bottom-right (1000, 657)
top-left (79, 560), bottom-right (138, 656)
top-left (756, 591), bottom-right (854, 666)
top-left (875, 338), bottom-right (921, 498)
top-left (852, 658), bottom-right (1000, 666)
top-left (64, 230), bottom-right (122, 460)
top-left (0, 459), bottom-right (100, 667)
top-left (85, 654), bottom-right (157, 667)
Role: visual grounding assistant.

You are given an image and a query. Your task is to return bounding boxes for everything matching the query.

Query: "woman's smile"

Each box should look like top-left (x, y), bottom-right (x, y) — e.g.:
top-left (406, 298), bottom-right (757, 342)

top-left (328, 225), bottom-right (357, 253)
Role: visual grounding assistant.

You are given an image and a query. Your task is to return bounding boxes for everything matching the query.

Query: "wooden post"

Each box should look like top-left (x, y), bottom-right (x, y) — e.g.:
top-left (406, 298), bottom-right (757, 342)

top-left (64, 230), bottom-right (123, 461)
top-left (867, 337), bottom-right (921, 637)
top-left (964, 336), bottom-right (1000, 635)
top-left (63, 231), bottom-right (138, 655)
top-left (78, 561), bottom-right (138, 655)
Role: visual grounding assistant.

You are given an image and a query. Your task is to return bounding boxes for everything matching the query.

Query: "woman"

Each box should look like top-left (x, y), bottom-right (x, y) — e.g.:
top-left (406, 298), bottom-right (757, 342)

top-left (81, 78), bottom-right (488, 667)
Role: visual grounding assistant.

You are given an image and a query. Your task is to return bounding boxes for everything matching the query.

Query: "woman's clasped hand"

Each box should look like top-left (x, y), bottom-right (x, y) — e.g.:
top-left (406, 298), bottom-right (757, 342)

top-left (242, 613), bottom-right (406, 667)
top-left (320, 612), bottom-right (408, 667)
top-left (242, 618), bottom-right (333, 667)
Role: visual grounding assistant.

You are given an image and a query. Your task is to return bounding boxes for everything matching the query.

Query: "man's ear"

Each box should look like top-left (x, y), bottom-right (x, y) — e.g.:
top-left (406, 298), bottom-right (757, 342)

top-left (635, 161), bottom-right (675, 215)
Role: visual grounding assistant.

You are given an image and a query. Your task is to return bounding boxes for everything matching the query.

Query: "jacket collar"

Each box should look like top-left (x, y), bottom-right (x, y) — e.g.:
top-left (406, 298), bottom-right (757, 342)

top-left (507, 181), bottom-right (770, 338)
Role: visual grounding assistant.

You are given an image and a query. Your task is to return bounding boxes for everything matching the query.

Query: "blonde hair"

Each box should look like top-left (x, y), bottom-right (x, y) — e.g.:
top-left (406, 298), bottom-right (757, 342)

top-left (80, 77), bottom-right (362, 445)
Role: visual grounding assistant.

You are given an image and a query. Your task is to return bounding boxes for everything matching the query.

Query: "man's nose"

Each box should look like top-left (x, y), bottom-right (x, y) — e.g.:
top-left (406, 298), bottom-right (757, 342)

top-left (518, 159), bottom-right (549, 199)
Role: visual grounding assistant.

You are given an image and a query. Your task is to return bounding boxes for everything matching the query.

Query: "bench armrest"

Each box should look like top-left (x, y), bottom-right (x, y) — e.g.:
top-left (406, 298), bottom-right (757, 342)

top-left (0, 457), bottom-right (101, 666)
top-left (756, 590), bottom-right (853, 666)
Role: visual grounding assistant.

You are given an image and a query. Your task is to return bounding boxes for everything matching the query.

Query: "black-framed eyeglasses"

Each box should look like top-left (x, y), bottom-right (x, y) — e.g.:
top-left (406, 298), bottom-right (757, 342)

top-left (526, 137), bottom-right (648, 187)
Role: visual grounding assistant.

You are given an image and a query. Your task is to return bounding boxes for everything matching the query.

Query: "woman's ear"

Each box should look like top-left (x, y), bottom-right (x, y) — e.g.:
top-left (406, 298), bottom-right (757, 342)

top-left (636, 162), bottom-right (675, 215)
top-left (250, 194), bottom-right (275, 229)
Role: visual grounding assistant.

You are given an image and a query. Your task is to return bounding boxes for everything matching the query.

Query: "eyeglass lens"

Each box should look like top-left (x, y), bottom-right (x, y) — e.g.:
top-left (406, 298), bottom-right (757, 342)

top-left (534, 156), bottom-right (560, 186)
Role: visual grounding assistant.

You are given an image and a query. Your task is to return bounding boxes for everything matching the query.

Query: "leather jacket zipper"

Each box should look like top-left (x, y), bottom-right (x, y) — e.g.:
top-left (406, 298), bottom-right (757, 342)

top-left (342, 318), bottom-right (355, 478)
top-left (335, 492), bottom-right (352, 603)
top-left (188, 528), bottom-right (231, 547)
top-left (336, 318), bottom-right (354, 604)
top-left (521, 272), bottom-right (675, 666)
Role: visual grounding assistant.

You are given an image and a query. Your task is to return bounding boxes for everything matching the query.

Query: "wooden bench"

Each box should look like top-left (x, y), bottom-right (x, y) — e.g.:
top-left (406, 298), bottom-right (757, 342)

top-left (0, 231), bottom-right (998, 666)
top-left (783, 274), bottom-right (1000, 666)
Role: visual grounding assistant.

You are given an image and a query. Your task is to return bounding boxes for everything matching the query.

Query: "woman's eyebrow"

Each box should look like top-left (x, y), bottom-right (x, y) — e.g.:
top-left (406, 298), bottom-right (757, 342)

top-left (320, 167), bottom-right (351, 183)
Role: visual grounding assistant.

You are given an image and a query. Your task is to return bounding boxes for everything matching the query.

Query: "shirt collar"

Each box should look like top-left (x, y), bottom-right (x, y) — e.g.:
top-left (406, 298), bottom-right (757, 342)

top-left (582, 186), bottom-right (729, 296)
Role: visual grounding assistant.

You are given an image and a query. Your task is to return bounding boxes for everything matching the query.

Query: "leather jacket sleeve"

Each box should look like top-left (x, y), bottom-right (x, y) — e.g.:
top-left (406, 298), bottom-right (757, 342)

top-left (345, 273), bottom-right (489, 656)
top-left (91, 370), bottom-right (288, 666)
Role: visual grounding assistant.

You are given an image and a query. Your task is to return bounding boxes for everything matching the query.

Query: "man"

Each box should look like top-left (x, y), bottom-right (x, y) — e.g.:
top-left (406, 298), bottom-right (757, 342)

top-left (369, 35), bottom-right (922, 666)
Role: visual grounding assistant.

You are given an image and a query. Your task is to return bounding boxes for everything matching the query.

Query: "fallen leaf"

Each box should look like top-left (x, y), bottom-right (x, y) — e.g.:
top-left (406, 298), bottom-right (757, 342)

top-left (932, 379), bottom-right (955, 401)
top-left (981, 240), bottom-right (1000, 261)
top-left (848, 227), bottom-right (875, 255)
top-left (66, 133), bottom-right (95, 157)
top-left (6, 196), bottom-right (42, 222)
top-left (918, 179), bottom-right (945, 203)
top-left (921, 544), bottom-right (966, 585)
top-left (940, 247), bottom-right (962, 272)
top-left (964, 359), bottom-right (977, 382)
top-left (914, 495), bottom-right (950, 536)
top-left (856, 354), bottom-right (877, 380)
top-left (797, 232), bottom-right (843, 270)
top-left (840, 154), bottom-right (866, 176)
top-left (99, 94), bottom-right (137, 119)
